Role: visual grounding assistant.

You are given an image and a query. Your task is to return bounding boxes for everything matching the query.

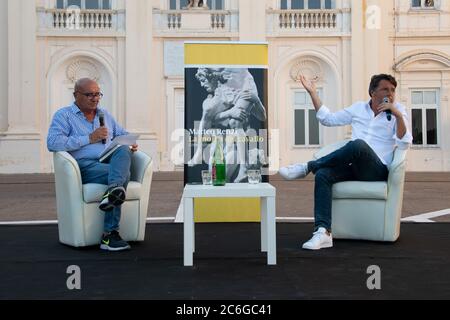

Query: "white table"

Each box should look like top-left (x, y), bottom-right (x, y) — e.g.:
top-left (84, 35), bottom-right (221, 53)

top-left (183, 183), bottom-right (276, 266)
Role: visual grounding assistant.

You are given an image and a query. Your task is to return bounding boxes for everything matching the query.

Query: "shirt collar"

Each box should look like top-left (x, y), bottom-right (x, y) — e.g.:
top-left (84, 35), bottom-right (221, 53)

top-left (70, 103), bottom-right (104, 117)
top-left (366, 99), bottom-right (377, 116)
top-left (70, 103), bottom-right (82, 115)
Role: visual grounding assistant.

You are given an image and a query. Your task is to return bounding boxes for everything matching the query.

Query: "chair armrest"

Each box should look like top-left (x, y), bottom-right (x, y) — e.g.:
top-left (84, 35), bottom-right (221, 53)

top-left (388, 148), bottom-right (408, 174)
top-left (313, 140), bottom-right (350, 160)
top-left (130, 151), bottom-right (152, 183)
top-left (387, 148), bottom-right (408, 190)
top-left (384, 147), bottom-right (408, 241)
top-left (53, 152), bottom-right (87, 245)
top-left (53, 151), bottom-right (83, 188)
top-left (130, 151), bottom-right (153, 241)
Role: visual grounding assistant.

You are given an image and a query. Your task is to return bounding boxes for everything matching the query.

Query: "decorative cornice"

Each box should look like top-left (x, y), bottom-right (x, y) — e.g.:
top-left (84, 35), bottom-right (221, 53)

top-left (393, 52), bottom-right (450, 71)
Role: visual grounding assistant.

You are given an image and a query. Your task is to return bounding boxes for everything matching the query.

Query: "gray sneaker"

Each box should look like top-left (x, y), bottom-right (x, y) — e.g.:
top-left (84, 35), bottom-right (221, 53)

top-left (279, 163), bottom-right (310, 180)
top-left (99, 186), bottom-right (126, 211)
top-left (100, 231), bottom-right (131, 251)
top-left (302, 227), bottom-right (333, 250)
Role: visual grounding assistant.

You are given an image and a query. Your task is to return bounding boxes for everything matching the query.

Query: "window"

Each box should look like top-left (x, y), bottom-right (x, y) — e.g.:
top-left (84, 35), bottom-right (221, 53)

top-left (281, 0), bottom-right (333, 9)
top-left (411, 90), bottom-right (439, 146)
top-left (170, 0), bottom-right (189, 9)
top-left (207, 0), bottom-right (224, 10)
top-left (411, 0), bottom-right (435, 9)
top-left (170, 0), bottom-right (223, 10)
top-left (293, 90), bottom-right (321, 146)
top-left (56, 0), bottom-right (111, 9)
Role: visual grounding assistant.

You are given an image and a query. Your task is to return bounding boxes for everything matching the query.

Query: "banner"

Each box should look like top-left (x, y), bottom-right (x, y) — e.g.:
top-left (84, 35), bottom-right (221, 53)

top-left (184, 42), bottom-right (269, 222)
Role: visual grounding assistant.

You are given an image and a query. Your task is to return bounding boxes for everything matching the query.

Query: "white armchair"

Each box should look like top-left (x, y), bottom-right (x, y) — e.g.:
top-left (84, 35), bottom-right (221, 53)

top-left (314, 140), bottom-right (408, 242)
top-left (53, 151), bottom-right (153, 247)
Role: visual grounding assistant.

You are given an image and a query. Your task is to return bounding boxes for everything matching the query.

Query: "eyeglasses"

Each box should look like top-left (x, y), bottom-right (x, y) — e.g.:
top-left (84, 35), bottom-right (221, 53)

top-left (76, 92), bottom-right (104, 99)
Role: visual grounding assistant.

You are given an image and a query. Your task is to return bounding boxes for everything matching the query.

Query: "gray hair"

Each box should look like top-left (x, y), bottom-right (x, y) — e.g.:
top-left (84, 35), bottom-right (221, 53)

top-left (74, 78), bottom-right (97, 92)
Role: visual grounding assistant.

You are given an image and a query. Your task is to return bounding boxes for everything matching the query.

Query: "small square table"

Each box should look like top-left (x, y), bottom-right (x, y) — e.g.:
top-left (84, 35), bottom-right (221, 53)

top-left (182, 183), bottom-right (276, 266)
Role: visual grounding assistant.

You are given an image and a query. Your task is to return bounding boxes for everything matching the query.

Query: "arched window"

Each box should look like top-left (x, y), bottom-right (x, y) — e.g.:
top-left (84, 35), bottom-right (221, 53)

top-left (281, 0), bottom-right (333, 10)
top-left (56, 0), bottom-right (111, 10)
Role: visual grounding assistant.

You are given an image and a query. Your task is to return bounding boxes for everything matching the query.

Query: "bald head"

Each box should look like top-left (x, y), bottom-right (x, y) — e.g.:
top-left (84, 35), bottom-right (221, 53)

top-left (74, 78), bottom-right (98, 93)
top-left (73, 78), bottom-right (101, 114)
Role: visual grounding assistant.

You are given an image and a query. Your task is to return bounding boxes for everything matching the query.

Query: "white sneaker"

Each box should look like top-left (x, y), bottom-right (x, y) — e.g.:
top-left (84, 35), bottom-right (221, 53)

top-left (302, 227), bottom-right (333, 250)
top-left (279, 163), bottom-right (310, 180)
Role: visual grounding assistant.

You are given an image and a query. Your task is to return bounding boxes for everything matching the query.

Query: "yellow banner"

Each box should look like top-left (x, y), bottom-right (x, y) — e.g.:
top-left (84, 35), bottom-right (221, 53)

top-left (185, 42), bottom-right (268, 66)
top-left (195, 198), bottom-right (260, 222)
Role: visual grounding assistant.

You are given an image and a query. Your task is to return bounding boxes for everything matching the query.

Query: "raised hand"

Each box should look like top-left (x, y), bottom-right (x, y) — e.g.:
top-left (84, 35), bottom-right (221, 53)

top-left (296, 75), bottom-right (317, 93)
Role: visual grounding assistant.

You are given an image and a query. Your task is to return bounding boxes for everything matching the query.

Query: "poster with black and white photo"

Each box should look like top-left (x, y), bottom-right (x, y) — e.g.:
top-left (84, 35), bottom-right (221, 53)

top-left (184, 66), bottom-right (269, 185)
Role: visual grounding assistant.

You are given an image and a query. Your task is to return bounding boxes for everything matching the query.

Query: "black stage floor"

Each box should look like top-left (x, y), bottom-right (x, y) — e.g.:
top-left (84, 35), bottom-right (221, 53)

top-left (1, 223), bottom-right (449, 300)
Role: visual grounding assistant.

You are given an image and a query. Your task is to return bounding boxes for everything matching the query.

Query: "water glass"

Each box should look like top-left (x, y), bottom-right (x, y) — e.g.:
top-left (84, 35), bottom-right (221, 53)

top-left (201, 170), bottom-right (212, 185)
top-left (247, 169), bottom-right (261, 184)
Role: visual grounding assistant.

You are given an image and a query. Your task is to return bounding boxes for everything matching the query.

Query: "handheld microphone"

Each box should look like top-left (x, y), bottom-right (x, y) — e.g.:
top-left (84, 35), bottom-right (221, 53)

top-left (383, 97), bottom-right (392, 121)
top-left (98, 111), bottom-right (106, 144)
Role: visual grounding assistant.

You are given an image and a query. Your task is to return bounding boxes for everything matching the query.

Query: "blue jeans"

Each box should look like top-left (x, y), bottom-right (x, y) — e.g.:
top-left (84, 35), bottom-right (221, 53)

top-left (77, 145), bottom-right (132, 233)
top-left (308, 139), bottom-right (388, 231)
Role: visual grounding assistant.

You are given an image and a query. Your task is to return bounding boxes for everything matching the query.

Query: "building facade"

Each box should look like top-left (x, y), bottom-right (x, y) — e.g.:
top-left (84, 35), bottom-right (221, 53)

top-left (0, 0), bottom-right (449, 173)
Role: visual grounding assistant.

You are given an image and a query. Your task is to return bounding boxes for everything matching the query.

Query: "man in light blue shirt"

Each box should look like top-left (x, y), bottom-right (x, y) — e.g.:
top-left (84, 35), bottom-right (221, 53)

top-left (48, 78), bottom-right (138, 251)
top-left (279, 74), bottom-right (413, 250)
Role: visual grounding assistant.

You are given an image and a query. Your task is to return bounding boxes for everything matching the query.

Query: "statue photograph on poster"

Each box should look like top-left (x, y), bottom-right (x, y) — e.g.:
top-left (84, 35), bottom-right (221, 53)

top-left (187, 67), bottom-right (267, 182)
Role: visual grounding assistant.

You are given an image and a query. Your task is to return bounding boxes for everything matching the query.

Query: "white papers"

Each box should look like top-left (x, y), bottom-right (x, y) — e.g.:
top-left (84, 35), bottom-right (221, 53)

top-left (99, 134), bottom-right (139, 161)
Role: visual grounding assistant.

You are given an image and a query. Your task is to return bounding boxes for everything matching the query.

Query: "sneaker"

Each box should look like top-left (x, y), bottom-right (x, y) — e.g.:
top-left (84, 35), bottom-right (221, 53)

top-left (302, 227), bottom-right (333, 250)
top-left (99, 186), bottom-right (126, 211)
top-left (279, 163), bottom-right (310, 180)
top-left (100, 230), bottom-right (131, 251)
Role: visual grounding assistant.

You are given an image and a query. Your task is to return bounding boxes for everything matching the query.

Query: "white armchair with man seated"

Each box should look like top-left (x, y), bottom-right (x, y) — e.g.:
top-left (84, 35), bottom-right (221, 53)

top-left (53, 151), bottom-right (153, 247)
top-left (314, 140), bottom-right (408, 242)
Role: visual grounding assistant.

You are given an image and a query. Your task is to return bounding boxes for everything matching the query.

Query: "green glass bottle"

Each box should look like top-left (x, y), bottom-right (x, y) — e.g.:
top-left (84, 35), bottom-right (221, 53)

top-left (212, 136), bottom-right (226, 186)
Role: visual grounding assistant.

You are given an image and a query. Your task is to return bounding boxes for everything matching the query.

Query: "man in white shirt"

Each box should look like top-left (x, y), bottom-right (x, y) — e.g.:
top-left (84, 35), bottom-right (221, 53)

top-left (279, 74), bottom-right (412, 250)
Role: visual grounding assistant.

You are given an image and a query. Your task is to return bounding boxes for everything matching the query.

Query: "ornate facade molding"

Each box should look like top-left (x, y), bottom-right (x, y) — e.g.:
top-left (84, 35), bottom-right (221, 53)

top-left (66, 59), bottom-right (101, 83)
top-left (289, 58), bottom-right (324, 84)
top-left (393, 52), bottom-right (450, 72)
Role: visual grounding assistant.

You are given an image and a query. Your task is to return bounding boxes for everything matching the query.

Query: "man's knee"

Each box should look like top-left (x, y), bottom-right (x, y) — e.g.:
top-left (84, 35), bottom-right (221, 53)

top-left (315, 168), bottom-right (333, 183)
top-left (116, 145), bottom-right (132, 155)
top-left (350, 139), bottom-right (369, 150)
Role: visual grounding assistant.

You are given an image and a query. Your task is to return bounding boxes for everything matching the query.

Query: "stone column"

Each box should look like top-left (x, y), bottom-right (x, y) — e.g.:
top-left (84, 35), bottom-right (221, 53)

top-left (125, 0), bottom-right (158, 166)
top-left (362, 0), bottom-right (394, 90)
top-left (7, 0), bottom-right (37, 134)
top-left (0, 0), bottom-right (8, 132)
top-left (351, 0), bottom-right (365, 103)
top-left (239, 0), bottom-right (266, 41)
top-left (125, 0), bottom-right (153, 132)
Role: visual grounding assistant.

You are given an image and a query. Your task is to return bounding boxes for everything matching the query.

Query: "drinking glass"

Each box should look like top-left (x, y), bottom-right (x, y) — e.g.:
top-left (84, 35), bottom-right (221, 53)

top-left (201, 170), bottom-right (212, 185)
top-left (247, 169), bottom-right (261, 184)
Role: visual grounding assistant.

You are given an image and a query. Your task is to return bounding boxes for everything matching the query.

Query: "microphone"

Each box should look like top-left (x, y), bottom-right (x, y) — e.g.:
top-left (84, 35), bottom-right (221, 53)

top-left (383, 97), bottom-right (392, 121)
top-left (98, 111), bottom-right (106, 144)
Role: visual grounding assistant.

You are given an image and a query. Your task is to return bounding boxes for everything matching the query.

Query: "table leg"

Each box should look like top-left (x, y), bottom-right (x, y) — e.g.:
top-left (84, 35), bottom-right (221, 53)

top-left (192, 201), bottom-right (195, 253)
top-left (260, 197), bottom-right (267, 252)
top-left (265, 196), bottom-right (277, 265)
top-left (184, 197), bottom-right (194, 266)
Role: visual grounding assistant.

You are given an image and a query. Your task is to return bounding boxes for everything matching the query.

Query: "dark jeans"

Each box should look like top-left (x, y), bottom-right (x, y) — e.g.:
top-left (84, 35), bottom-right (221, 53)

top-left (308, 139), bottom-right (388, 231)
top-left (77, 145), bottom-right (132, 233)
